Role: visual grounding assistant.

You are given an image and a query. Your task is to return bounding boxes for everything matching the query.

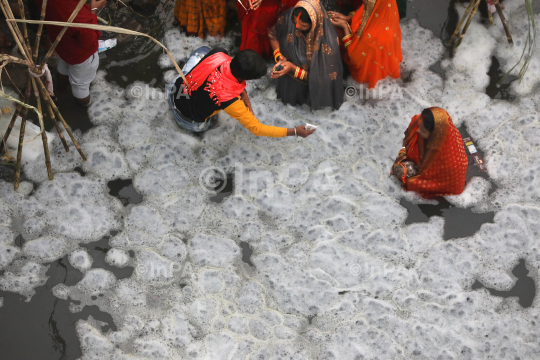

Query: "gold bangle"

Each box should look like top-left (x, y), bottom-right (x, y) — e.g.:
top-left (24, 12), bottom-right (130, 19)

top-left (294, 67), bottom-right (300, 78)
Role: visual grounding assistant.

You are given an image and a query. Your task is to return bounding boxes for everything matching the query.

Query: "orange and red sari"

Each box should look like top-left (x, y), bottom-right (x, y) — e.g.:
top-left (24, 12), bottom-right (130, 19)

top-left (174, 0), bottom-right (226, 38)
top-left (237, 0), bottom-right (298, 58)
top-left (393, 108), bottom-right (468, 199)
top-left (344, 0), bottom-right (402, 88)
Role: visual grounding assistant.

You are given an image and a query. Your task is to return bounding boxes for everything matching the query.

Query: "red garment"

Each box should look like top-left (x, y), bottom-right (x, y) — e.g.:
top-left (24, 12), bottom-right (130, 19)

top-left (36, 0), bottom-right (100, 65)
top-left (183, 53), bottom-right (246, 106)
top-left (394, 108), bottom-right (468, 199)
top-left (337, 0), bottom-right (364, 11)
top-left (237, 0), bottom-right (298, 58)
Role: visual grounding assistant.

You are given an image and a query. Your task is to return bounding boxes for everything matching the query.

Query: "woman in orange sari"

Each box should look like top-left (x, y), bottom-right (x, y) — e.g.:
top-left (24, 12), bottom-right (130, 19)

top-left (391, 108), bottom-right (469, 199)
top-left (174, 0), bottom-right (226, 38)
top-left (237, 0), bottom-right (298, 58)
top-left (329, 0), bottom-right (402, 88)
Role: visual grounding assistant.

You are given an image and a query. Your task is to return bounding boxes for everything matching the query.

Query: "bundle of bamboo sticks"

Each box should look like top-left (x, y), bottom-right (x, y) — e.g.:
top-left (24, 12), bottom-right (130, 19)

top-left (1, 0), bottom-right (186, 191)
top-left (447, 0), bottom-right (514, 52)
top-left (0, 0), bottom-right (88, 190)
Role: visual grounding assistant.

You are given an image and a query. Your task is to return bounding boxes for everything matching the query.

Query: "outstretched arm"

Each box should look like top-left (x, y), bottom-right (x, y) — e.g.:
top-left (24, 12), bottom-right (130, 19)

top-left (224, 99), bottom-right (315, 138)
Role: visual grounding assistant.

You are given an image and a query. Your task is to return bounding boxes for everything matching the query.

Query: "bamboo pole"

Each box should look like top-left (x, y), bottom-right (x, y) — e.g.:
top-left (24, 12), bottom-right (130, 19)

top-left (31, 78), bottom-right (52, 179)
top-left (33, 0), bottom-right (48, 62)
top-left (35, 79), bottom-right (70, 152)
top-left (454, 0), bottom-right (482, 51)
top-left (17, 0), bottom-right (31, 49)
top-left (38, 0), bottom-right (89, 71)
top-left (35, 77), bottom-right (87, 161)
top-left (14, 106), bottom-right (27, 189)
top-left (11, 19), bottom-right (188, 83)
top-left (447, 0), bottom-right (476, 47)
top-left (0, 0), bottom-right (33, 63)
top-left (494, 0), bottom-right (514, 44)
top-left (1, 82), bottom-right (31, 151)
top-left (0, 103), bottom-right (23, 153)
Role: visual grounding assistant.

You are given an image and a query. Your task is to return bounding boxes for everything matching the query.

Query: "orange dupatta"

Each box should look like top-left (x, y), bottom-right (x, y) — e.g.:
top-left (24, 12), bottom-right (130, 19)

top-left (395, 108), bottom-right (469, 199)
top-left (345, 0), bottom-right (402, 88)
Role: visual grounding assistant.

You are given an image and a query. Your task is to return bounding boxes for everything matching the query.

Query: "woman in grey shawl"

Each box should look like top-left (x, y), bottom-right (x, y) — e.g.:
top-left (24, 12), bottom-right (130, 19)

top-left (269, 0), bottom-right (344, 110)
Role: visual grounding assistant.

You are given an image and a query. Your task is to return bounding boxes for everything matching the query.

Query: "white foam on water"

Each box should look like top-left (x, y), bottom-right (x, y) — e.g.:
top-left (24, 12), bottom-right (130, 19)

top-left (105, 248), bottom-right (130, 268)
top-left (1, 4), bottom-right (540, 358)
top-left (69, 248), bottom-right (93, 273)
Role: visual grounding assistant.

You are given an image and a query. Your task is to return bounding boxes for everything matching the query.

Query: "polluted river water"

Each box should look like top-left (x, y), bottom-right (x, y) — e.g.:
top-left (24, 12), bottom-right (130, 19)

top-left (0, 0), bottom-right (539, 358)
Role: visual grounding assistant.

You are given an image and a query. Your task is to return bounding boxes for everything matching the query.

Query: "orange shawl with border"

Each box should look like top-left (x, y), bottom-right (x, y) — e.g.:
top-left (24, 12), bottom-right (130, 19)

top-left (395, 108), bottom-right (468, 199)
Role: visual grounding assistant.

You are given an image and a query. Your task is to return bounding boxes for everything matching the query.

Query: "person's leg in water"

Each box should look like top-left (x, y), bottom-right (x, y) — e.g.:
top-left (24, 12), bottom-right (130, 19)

top-left (56, 57), bottom-right (70, 93)
top-left (68, 52), bottom-right (100, 106)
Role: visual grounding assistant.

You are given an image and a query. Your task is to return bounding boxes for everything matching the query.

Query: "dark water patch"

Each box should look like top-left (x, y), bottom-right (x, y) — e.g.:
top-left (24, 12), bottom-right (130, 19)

top-left (73, 167), bottom-right (86, 176)
top-left (429, 60), bottom-right (445, 78)
top-left (80, 236), bottom-right (134, 280)
top-left (107, 179), bottom-right (144, 206)
top-left (486, 56), bottom-right (518, 101)
top-left (209, 173), bottom-right (234, 204)
top-left (407, 0), bottom-right (459, 43)
top-left (473, 259), bottom-right (536, 308)
top-left (0, 163), bottom-right (15, 182)
top-left (52, 90), bottom-right (94, 134)
top-left (240, 241), bottom-right (254, 267)
top-left (14, 234), bottom-right (25, 248)
top-left (0, 256), bottom-right (117, 360)
top-left (401, 197), bottom-right (495, 240)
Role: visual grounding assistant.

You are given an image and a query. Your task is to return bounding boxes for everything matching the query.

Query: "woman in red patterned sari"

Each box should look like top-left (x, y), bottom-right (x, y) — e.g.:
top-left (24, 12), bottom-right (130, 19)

top-left (237, 0), bottom-right (298, 58)
top-left (392, 108), bottom-right (469, 199)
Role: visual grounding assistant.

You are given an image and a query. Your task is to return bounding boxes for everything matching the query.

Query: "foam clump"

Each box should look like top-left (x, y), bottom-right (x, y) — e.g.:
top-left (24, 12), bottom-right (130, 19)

top-left (77, 268), bottom-right (116, 294)
top-left (0, 260), bottom-right (48, 300)
top-left (69, 249), bottom-right (93, 272)
top-left (0, 243), bottom-right (19, 270)
top-left (105, 248), bottom-right (130, 268)
top-left (160, 29), bottom-right (234, 69)
top-left (22, 236), bottom-right (67, 263)
top-left (446, 176), bottom-right (491, 208)
top-left (188, 234), bottom-right (240, 268)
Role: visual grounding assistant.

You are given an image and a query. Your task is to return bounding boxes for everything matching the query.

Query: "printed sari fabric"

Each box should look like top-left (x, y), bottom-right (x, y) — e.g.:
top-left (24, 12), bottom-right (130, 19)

top-left (269, 0), bottom-right (344, 110)
top-left (345, 0), bottom-right (402, 88)
top-left (237, 0), bottom-right (298, 58)
top-left (394, 108), bottom-right (469, 199)
top-left (174, 0), bottom-right (226, 38)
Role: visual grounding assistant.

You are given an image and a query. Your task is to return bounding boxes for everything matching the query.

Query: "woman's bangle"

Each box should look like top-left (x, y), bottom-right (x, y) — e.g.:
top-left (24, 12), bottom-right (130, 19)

top-left (343, 34), bottom-right (353, 48)
top-left (91, 7), bottom-right (99, 11)
top-left (294, 127), bottom-right (297, 137)
top-left (273, 49), bottom-right (282, 63)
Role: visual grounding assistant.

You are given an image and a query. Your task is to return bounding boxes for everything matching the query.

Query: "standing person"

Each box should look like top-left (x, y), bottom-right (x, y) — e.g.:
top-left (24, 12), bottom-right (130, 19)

top-left (269, 0), bottom-right (344, 110)
top-left (168, 46), bottom-right (315, 138)
top-left (35, 0), bottom-right (106, 106)
top-left (329, 0), bottom-right (402, 89)
top-left (237, 0), bottom-right (298, 58)
top-left (391, 108), bottom-right (469, 199)
top-left (174, 0), bottom-right (226, 38)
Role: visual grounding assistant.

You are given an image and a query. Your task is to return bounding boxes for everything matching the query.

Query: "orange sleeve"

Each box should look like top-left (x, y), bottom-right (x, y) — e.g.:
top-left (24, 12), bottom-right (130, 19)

top-left (224, 100), bottom-right (287, 138)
